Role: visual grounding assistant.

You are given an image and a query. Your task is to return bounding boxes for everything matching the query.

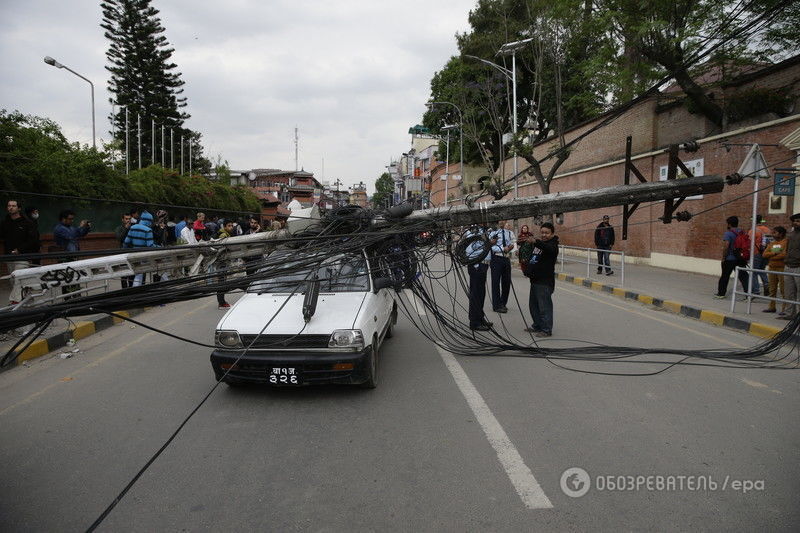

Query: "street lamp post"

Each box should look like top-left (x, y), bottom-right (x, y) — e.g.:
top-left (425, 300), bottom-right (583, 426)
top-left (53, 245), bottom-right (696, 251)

top-left (441, 124), bottom-right (459, 207)
top-left (125, 107), bottom-right (129, 175)
top-left (43, 56), bottom-right (95, 149)
top-left (427, 100), bottom-right (463, 207)
top-left (467, 37), bottom-right (534, 199)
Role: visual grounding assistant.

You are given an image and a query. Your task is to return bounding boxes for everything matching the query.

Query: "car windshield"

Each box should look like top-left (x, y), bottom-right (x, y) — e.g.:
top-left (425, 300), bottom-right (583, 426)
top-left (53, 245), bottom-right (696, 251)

top-left (248, 253), bottom-right (370, 294)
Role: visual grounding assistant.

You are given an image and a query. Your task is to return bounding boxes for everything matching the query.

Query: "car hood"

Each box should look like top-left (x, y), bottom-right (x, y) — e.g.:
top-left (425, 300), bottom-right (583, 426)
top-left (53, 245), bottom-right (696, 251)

top-left (217, 292), bottom-right (368, 335)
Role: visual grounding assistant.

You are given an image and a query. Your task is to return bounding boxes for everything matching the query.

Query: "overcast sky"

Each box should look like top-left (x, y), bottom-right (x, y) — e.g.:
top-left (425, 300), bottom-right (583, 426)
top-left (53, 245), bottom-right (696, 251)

top-left (0, 0), bottom-right (474, 193)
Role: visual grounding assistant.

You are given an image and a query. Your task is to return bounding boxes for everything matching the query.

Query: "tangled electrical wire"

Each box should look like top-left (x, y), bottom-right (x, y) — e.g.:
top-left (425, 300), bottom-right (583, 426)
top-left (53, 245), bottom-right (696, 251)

top-left (2, 201), bottom-right (798, 375)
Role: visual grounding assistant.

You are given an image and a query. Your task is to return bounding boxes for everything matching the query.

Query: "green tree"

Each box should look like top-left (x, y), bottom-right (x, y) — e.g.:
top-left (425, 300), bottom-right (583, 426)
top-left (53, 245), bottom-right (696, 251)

top-left (596, 0), bottom-right (800, 125)
top-left (102, 0), bottom-right (204, 170)
top-left (424, 0), bottom-right (609, 196)
top-left (372, 172), bottom-right (394, 208)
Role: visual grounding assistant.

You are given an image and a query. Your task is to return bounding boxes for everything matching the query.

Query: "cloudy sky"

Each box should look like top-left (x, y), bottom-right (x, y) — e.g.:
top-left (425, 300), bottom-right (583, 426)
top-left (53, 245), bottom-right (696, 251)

top-left (0, 0), bottom-right (474, 193)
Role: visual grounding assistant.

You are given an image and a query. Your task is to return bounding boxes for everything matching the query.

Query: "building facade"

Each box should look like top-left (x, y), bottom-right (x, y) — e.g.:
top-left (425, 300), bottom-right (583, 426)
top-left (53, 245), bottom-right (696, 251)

top-left (449, 55), bottom-right (800, 275)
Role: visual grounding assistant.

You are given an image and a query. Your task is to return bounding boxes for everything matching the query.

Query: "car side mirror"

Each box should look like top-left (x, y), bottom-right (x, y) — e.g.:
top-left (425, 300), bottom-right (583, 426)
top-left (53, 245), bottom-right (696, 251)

top-left (373, 277), bottom-right (395, 293)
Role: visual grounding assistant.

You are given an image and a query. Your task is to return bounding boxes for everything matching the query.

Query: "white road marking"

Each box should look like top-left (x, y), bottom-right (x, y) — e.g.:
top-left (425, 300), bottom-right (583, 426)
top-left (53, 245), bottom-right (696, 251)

top-left (740, 377), bottom-right (768, 388)
top-left (403, 289), bottom-right (427, 316)
top-left (435, 345), bottom-right (553, 510)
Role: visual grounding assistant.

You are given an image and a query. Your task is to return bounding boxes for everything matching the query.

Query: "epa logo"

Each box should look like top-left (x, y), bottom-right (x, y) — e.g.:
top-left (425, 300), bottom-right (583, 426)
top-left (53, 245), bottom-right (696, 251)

top-left (560, 467), bottom-right (591, 498)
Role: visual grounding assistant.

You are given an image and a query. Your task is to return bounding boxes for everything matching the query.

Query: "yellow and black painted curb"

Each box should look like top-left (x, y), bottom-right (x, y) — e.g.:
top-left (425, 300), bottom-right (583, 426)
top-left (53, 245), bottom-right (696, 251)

top-left (556, 273), bottom-right (782, 339)
top-left (5, 308), bottom-right (150, 370)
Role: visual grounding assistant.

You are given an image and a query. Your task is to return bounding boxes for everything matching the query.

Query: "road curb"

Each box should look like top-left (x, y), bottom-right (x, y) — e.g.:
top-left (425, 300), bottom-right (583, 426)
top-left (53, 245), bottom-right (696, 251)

top-left (5, 307), bottom-right (151, 369)
top-left (556, 273), bottom-right (783, 339)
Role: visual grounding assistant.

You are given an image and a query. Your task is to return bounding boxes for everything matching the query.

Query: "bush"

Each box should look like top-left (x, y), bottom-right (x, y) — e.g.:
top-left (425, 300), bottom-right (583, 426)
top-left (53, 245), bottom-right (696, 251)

top-left (0, 109), bottom-right (260, 215)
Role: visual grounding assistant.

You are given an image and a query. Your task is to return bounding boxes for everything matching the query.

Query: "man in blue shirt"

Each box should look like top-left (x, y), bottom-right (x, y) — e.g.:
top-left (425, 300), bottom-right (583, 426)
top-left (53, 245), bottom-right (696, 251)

top-left (489, 220), bottom-right (516, 313)
top-left (124, 211), bottom-right (156, 287)
top-left (53, 210), bottom-right (91, 252)
top-left (174, 214), bottom-right (188, 241)
top-left (463, 225), bottom-right (496, 331)
top-left (715, 215), bottom-right (752, 298)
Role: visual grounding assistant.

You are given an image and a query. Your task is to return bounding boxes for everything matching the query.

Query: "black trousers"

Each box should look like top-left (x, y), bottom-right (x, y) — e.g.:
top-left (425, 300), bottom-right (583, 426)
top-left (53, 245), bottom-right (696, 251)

top-left (717, 259), bottom-right (751, 296)
top-left (490, 255), bottom-right (511, 309)
top-left (468, 263), bottom-right (489, 328)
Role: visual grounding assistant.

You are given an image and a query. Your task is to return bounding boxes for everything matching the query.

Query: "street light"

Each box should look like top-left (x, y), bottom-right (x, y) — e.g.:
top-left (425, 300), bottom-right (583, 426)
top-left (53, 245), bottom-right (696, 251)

top-left (44, 56), bottom-right (96, 149)
top-left (426, 100), bottom-right (463, 206)
top-left (466, 36), bottom-right (534, 199)
top-left (440, 124), bottom-right (459, 207)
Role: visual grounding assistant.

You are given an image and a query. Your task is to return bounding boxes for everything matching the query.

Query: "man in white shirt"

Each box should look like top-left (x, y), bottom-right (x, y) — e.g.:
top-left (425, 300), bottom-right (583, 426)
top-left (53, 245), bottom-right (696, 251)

top-left (180, 220), bottom-right (198, 244)
top-left (489, 220), bottom-right (516, 313)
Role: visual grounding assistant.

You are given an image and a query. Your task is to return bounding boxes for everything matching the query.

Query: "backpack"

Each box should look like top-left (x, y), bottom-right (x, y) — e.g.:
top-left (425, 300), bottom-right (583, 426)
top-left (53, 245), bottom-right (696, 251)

top-left (733, 230), bottom-right (751, 261)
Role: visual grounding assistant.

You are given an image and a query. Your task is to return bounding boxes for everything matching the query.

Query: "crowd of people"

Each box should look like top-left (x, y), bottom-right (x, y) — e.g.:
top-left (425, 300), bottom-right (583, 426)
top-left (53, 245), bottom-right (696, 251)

top-left (715, 212), bottom-right (800, 320)
top-left (465, 220), bottom-right (560, 337)
top-left (0, 199), bottom-right (276, 308)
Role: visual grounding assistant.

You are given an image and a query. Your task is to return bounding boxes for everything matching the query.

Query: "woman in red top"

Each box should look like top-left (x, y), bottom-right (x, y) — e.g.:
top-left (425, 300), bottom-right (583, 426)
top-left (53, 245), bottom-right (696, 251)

top-left (193, 212), bottom-right (207, 241)
top-left (517, 224), bottom-right (533, 270)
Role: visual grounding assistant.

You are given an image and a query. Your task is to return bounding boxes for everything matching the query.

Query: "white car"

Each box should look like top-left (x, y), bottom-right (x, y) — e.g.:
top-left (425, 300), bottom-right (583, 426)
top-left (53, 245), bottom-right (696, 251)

top-left (210, 250), bottom-right (397, 388)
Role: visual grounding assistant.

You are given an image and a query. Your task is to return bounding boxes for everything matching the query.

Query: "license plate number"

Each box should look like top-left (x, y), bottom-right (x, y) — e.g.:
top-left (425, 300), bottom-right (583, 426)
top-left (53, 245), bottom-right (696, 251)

top-left (269, 367), bottom-right (300, 385)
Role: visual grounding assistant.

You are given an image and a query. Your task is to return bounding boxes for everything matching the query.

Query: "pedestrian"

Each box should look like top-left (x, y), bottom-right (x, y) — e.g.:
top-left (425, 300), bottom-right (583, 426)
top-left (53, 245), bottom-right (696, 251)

top-left (114, 212), bottom-right (134, 288)
top-left (517, 224), bottom-right (533, 271)
top-left (1, 199), bottom-right (39, 304)
top-left (180, 218), bottom-right (197, 245)
top-left (594, 214), bottom-right (615, 275)
top-left (174, 214), bottom-right (189, 241)
top-left (748, 214), bottom-right (771, 295)
top-left (524, 222), bottom-right (560, 337)
top-left (464, 225), bottom-right (495, 331)
top-left (714, 216), bottom-right (752, 299)
top-left (23, 206), bottom-right (41, 265)
top-left (779, 214), bottom-right (800, 320)
top-left (153, 210), bottom-right (176, 246)
top-left (242, 215), bottom-right (263, 276)
top-left (53, 209), bottom-right (91, 252)
top-left (489, 220), bottom-right (515, 313)
top-left (214, 220), bottom-right (236, 309)
top-left (762, 226), bottom-right (787, 314)
top-left (193, 212), bottom-right (208, 241)
top-left (123, 210), bottom-right (156, 287)
top-left (205, 214), bottom-right (219, 237)
top-left (53, 209), bottom-right (91, 299)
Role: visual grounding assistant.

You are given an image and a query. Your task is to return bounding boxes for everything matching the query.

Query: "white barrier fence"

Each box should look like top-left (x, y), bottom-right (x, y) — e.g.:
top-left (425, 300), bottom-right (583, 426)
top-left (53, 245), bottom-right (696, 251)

top-left (731, 266), bottom-right (800, 314)
top-left (558, 245), bottom-right (626, 286)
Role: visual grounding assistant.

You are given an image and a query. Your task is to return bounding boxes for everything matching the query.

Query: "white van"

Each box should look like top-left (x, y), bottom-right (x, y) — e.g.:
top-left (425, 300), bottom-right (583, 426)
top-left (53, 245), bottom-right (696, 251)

top-left (210, 250), bottom-right (397, 388)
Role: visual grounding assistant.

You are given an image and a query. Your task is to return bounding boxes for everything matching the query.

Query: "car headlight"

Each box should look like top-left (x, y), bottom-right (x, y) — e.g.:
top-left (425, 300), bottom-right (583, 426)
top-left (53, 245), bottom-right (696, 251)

top-left (329, 329), bottom-right (364, 349)
top-left (216, 330), bottom-right (243, 348)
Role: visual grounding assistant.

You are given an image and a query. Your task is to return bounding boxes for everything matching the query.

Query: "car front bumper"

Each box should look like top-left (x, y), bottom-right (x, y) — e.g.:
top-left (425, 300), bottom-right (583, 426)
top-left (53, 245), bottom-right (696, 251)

top-left (210, 348), bottom-right (371, 386)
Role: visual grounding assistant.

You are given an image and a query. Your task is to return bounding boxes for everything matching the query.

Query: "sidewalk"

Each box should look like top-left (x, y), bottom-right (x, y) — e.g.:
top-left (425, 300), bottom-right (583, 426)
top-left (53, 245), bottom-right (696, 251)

top-left (552, 259), bottom-right (789, 336)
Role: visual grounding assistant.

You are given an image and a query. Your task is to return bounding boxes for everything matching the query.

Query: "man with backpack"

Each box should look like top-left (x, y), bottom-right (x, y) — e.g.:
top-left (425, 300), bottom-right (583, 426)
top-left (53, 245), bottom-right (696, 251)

top-left (715, 216), bottom-right (753, 299)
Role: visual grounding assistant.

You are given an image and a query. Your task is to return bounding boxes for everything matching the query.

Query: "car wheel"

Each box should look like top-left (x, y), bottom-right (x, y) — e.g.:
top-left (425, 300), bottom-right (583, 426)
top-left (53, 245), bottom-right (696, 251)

top-left (360, 342), bottom-right (378, 389)
top-left (385, 306), bottom-right (397, 339)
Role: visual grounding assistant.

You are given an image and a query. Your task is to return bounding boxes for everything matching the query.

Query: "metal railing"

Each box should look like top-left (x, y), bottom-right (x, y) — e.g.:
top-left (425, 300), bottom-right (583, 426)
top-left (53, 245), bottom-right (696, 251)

top-left (557, 245), bottom-right (625, 286)
top-left (731, 266), bottom-right (800, 314)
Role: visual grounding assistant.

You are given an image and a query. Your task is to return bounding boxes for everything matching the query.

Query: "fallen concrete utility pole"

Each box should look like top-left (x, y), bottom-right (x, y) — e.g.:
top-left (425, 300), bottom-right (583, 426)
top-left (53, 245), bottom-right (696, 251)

top-left (4, 174), bottom-right (732, 308)
top-left (405, 174), bottom-right (727, 227)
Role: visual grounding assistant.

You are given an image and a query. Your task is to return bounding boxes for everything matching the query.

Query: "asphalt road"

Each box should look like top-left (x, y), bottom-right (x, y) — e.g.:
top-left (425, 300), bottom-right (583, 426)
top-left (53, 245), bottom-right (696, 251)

top-left (0, 269), bottom-right (798, 531)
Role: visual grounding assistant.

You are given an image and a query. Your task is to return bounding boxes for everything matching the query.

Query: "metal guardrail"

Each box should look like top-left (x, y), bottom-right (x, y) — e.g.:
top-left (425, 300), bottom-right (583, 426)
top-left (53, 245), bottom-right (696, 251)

top-left (557, 245), bottom-right (625, 286)
top-left (731, 266), bottom-right (800, 314)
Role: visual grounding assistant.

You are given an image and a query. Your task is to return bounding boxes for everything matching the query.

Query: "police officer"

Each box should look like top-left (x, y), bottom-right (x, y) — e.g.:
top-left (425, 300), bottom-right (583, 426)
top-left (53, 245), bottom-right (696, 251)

top-left (463, 225), bottom-right (496, 331)
top-left (489, 220), bottom-right (516, 313)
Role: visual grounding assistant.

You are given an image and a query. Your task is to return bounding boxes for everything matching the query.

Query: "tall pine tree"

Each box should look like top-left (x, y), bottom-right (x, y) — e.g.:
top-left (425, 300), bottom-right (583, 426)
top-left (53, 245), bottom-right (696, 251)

top-left (102, 0), bottom-right (207, 172)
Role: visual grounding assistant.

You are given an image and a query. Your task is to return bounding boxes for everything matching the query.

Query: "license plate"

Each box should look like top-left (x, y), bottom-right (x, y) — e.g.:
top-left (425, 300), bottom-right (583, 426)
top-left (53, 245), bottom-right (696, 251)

top-left (269, 367), bottom-right (301, 385)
